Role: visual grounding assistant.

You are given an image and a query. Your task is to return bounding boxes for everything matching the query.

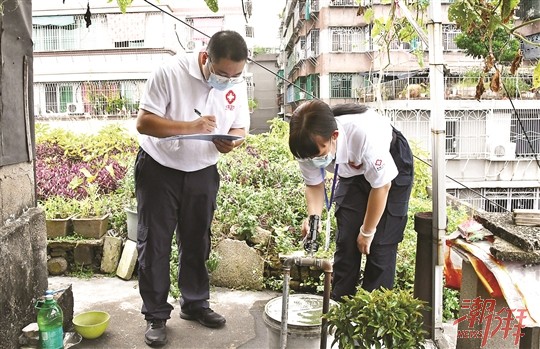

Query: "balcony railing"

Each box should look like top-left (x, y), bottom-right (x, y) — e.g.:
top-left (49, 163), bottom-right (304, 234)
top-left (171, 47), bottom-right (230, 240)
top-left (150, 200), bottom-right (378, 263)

top-left (357, 76), bottom-right (538, 102)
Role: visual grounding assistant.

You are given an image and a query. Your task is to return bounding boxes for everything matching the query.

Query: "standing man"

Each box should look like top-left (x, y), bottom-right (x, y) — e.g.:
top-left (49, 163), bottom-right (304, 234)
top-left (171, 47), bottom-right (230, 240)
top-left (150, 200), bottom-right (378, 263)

top-left (288, 100), bottom-right (414, 301)
top-left (135, 30), bottom-right (250, 347)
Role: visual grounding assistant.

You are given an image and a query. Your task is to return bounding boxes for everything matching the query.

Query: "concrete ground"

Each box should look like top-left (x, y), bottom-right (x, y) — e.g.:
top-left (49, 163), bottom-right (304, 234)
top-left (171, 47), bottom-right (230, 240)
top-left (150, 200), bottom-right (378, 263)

top-left (48, 276), bottom-right (457, 349)
top-left (48, 276), bottom-right (281, 349)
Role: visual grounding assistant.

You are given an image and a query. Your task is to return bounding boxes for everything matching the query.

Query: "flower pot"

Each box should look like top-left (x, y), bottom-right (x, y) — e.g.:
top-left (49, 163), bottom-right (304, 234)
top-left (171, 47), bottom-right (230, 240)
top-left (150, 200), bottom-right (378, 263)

top-left (125, 206), bottom-right (137, 242)
top-left (72, 214), bottom-right (109, 239)
top-left (46, 217), bottom-right (73, 238)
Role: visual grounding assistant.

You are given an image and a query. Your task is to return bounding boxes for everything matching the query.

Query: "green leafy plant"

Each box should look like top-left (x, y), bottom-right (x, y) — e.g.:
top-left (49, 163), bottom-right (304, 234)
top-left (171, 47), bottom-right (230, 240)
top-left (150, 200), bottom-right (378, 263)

top-left (72, 183), bottom-right (109, 218)
top-left (40, 196), bottom-right (76, 220)
top-left (325, 288), bottom-right (428, 349)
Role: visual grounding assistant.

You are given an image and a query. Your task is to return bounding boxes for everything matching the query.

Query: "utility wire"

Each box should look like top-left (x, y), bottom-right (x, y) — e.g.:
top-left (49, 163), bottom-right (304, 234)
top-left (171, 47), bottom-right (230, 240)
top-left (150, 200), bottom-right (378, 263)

top-left (143, 0), bottom-right (532, 213)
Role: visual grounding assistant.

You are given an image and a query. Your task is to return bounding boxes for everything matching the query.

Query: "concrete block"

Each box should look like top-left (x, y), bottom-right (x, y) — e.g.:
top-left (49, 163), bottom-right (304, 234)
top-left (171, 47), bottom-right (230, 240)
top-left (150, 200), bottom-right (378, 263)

top-left (100, 236), bottom-right (122, 273)
top-left (116, 240), bottom-right (138, 280)
top-left (456, 262), bottom-right (518, 349)
top-left (47, 257), bottom-right (68, 275)
top-left (74, 244), bottom-right (94, 266)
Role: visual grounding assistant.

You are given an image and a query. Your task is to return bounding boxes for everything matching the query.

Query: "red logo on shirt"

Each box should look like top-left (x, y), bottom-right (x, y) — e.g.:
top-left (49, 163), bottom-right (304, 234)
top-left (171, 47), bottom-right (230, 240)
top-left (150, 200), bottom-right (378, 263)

top-left (226, 90), bottom-right (236, 104)
top-left (375, 159), bottom-right (385, 171)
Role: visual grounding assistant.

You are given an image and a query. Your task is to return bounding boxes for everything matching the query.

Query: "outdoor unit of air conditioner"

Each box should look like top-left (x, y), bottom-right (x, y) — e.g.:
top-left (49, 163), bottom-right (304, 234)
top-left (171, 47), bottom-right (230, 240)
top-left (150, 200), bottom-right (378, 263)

top-left (67, 103), bottom-right (83, 114)
top-left (488, 142), bottom-right (516, 161)
top-left (185, 40), bottom-right (203, 53)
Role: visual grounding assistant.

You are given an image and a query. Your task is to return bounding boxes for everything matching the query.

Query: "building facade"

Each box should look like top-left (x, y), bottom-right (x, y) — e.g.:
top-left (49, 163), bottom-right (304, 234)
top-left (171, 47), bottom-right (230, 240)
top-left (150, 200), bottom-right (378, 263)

top-left (278, 0), bottom-right (540, 212)
top-left (32, 0), bottom-right (279, 132)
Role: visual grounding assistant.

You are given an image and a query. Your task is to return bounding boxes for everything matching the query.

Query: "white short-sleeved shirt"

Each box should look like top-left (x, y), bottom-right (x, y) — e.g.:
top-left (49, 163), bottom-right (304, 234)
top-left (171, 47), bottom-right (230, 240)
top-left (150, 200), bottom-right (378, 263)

top-left (298, 109), bottom-right (398, 188)
top-left (138, 51), bottom-right (250, 172)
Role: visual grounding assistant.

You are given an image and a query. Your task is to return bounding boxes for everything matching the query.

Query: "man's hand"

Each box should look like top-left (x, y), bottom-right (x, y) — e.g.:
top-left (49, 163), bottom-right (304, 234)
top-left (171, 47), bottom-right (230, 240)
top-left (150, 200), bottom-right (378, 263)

top-left (213, 138), bottom-right (237, 153)
top-left (193, 115), bottom-right (217, 134)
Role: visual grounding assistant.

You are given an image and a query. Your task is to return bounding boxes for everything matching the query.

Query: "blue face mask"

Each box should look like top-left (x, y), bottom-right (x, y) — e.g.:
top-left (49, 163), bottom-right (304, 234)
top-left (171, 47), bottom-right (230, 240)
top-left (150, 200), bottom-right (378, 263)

top-left (207, 73), bottom-right (235, 91)
top-left (309, 152), bottom-right (335, 168)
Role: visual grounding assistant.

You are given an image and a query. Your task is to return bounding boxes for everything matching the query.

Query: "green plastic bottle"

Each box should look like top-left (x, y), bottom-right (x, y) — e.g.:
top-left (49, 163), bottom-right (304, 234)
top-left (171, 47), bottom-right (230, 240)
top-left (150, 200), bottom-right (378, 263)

top-left (36, 290), bottom-right (64, 349)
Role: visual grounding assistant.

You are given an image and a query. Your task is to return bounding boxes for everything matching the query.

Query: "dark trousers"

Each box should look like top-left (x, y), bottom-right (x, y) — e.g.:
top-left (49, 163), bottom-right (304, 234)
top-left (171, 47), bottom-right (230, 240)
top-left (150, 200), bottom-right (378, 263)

top-left (331, 128), bottom-right (414, 300)
top-left (134, 148), bottom-right (219, 320)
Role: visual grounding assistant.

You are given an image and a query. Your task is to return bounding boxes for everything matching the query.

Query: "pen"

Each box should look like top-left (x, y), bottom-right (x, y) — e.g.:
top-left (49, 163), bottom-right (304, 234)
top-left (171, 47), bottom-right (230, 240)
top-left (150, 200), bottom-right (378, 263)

top-left (194, 109), bottom-right (202, 117)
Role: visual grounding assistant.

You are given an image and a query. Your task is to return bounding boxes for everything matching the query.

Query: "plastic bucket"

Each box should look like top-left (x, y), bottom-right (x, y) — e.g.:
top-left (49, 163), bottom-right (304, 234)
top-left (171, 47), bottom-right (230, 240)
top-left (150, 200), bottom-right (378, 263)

top-left (263, 294), bottom-right (336, 349)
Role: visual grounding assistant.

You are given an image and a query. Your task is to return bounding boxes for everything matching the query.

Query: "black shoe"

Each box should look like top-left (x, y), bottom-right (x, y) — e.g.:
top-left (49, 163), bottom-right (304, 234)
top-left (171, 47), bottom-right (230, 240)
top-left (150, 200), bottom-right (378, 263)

top-left (145, 319), bottom-right (167, 347)
top-left (180, 307), bottom-right (226, 328)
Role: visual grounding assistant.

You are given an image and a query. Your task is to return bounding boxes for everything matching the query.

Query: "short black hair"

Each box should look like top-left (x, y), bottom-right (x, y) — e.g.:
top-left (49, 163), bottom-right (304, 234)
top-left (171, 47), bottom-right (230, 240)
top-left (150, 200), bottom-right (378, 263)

top-left (207, 30), bottom-right (248, 63)
top-left (289, 100), bottom-right (337, 159)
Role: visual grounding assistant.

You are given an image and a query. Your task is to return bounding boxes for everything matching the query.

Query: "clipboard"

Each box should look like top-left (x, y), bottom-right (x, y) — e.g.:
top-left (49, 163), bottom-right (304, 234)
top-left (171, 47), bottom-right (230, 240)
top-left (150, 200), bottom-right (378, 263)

top-left (159, 134), bottom-right (244, 142)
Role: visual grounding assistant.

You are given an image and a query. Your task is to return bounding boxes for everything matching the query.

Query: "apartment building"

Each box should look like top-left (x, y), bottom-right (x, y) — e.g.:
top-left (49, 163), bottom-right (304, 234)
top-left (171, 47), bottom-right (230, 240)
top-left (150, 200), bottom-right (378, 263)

top-left (32, 0), bottom-right (279, 131)
top-left (32, 0), bottom-right (180, 118)
top-left (278, 0), bottom-right (540, 212)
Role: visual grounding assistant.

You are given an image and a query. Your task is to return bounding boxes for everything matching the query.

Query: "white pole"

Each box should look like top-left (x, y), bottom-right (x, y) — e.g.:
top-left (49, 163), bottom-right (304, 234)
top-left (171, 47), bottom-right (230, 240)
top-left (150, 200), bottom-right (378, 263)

top-left (427, 0), bottom-right (446, 341)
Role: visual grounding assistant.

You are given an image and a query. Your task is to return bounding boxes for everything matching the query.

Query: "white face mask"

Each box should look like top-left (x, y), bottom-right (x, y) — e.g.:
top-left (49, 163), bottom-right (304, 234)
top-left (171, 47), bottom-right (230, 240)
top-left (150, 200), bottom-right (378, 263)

top-left (309, 152), bottom-right (335, 168)
top-left (207, 73), bottom-right (235, 91)
top-left (206, 59), bottom-right (244, 91)
top-left (299, 138), bottom-right (336, 168)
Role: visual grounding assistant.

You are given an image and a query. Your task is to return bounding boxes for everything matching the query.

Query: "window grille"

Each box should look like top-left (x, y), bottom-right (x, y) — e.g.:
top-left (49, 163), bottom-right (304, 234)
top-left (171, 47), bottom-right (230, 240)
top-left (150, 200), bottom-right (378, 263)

top-left (307, 29), bottom-right (320, 56)
top-left (330, 26), bottom-right (369, 52)
top-left (34, 80), bottom-right (146, 117)
top-left (330, 73), bottom-right (360, 98)
top-left (511, 109), bottom-right (540, 157)
top-left (330, 0), bottom-right (357, 6)
top-left (443, 24), bottom-right (460, 51)
top-left (448, 185), bottom-right (539, 212)
top-left (33, 13), bottom-right (163, 51)
top-left (246, 25), bottom-right (254, 38)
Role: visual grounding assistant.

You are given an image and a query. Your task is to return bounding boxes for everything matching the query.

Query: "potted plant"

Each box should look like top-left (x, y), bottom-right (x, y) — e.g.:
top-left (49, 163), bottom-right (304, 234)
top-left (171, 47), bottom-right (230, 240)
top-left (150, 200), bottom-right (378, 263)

top-left (71, 183), bottom-right (110, 239)
top-left (325, 288), bottom-right (428, 349)
top-left (41, 196), bottom-right (76, 238)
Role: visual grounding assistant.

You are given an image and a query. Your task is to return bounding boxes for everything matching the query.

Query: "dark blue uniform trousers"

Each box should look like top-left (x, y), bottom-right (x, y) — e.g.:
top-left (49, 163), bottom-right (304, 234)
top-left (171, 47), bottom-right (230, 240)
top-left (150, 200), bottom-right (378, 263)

top-left (331, 128), bottom-right (414, 300)
top-left (134, 148), bottom-right (219, 320)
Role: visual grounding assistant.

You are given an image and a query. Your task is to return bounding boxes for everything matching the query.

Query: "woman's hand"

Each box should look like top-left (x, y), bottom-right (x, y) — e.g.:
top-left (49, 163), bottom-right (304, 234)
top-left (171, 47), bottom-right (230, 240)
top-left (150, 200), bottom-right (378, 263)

top-left (356, 225), bottom-right (375, 255)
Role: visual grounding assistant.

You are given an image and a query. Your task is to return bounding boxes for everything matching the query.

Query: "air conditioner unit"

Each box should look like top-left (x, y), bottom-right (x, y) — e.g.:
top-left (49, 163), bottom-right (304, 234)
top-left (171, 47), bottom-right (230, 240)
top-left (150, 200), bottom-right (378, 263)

top-left (185, 40), bottom-right (203, 53)
top-left (67, 103), bottom-right (83, 114)
top-left (298, 92), bottom-right (306, 100)
top-left (488, 142), bottom-right (516, 161)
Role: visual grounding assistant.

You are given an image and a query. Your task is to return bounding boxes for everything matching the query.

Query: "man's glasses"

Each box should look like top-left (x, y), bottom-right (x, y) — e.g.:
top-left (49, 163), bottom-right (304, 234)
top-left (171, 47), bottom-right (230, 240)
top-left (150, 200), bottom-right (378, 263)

top-left (208, 61), bottom-right (245, 84)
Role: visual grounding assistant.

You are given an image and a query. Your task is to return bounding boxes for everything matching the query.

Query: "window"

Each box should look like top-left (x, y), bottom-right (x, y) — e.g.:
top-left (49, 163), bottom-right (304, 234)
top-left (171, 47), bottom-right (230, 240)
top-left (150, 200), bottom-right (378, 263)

top-left (330, 26), bottom-right (370, 53)
top-left (246, 25), bottom-right (254, 38)
top-left (443, 24), bottom-right (460, 51)
top-left (511, 109), bottom-right (540, 157)
top-left (330, 0), bottom-right (357, 6)
top-left (307, 74), bottom-right (320, 99)
top-left (185, 17), bottom-right (224, 42)
top-left (307, 29), bottom-right (320, 56)
top-left (35, 80), bottom-right (145, 117)
top-left (450, 187), bottom-right (540, 213)
top-left (330, 73), bottom-right (352, 98)
top-left (446, 119), bottom-right (458, 154)
top-left (33, 16), bottom-right (79, 51)
top-left (114, 40), bottom-right (144, 48)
